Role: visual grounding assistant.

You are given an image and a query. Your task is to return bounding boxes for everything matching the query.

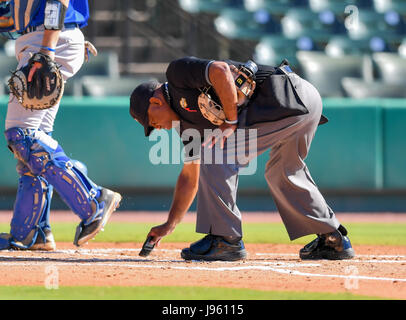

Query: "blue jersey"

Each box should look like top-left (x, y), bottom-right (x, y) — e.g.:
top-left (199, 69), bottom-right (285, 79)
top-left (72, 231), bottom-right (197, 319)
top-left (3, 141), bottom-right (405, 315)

top-left (11, 0), bottom-right (89, 33)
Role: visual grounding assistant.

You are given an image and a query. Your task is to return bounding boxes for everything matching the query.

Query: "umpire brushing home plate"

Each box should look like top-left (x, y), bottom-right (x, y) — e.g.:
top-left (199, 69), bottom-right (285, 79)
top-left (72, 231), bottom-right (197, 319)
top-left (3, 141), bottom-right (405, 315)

top-left (129, 56), bottom-right (355, 261)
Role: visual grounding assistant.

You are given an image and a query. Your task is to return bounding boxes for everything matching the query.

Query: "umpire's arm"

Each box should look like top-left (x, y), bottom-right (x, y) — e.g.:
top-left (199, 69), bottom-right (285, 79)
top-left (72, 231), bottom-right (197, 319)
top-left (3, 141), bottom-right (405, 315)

top-left (208, 61), bottom-right (239, 123)
top-left (148, 161), bottom-right (200, 245)
top-left (202, 61), bottom-right (239, 149)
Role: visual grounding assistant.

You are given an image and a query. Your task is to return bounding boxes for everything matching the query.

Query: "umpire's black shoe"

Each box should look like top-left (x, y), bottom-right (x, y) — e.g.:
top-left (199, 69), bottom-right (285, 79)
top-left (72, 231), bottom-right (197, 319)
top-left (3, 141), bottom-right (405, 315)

top-left (299, 225), bottom-right (355, 260)
top-left (181, 234), bottom-right (247, 261)
top-left (74, 188), bottom-right (122, 247)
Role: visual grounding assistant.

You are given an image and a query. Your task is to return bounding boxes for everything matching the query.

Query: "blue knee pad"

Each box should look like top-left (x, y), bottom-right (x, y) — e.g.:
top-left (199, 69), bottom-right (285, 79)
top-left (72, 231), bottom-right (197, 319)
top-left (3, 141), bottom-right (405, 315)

top-left (4, 128), bottom-right (34, 163)
top-left (5, 127), bottom-right (101, 223)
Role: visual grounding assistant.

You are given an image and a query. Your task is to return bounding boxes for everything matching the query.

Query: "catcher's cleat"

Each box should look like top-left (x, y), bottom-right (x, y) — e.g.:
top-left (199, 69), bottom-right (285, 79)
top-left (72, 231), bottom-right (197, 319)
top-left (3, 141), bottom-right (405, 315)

top-left (0, 233), bottom-right (12, 250)
top-left (0, 230), bottom-right (56, 251)
top-left (299, 225), bottom-right (355, 260)
top-left (30, 229), bottom-right (56, 251)
top-left (181, 234), bottom-right (247, 261)
top-left (74, 188), bottom-right (122, 247)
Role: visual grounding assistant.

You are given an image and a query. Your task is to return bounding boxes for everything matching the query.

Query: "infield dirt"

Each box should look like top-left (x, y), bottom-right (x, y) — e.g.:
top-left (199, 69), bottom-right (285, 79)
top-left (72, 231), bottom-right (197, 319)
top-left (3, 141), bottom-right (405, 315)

top-left (0, 242), bottom-right (405, 300)
top-left (0, 211), bottom-right (405, 300)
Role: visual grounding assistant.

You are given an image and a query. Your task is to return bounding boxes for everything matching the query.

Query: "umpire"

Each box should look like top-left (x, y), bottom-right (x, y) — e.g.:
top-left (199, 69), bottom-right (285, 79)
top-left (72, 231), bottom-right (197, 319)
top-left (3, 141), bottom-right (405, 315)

top-left (129, 56), bottom-right (355, 261)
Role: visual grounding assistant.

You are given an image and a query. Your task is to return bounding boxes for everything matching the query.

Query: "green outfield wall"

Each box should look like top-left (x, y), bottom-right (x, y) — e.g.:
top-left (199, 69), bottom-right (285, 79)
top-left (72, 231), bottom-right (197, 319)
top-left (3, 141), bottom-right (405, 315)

top-left (0, 96), bottom-right (405, 193)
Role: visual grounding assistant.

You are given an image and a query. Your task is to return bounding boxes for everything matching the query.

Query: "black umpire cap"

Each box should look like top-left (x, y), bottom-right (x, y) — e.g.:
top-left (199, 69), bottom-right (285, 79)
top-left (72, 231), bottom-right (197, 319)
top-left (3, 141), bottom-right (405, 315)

top-left (129, 80), bottom-right (160, 137)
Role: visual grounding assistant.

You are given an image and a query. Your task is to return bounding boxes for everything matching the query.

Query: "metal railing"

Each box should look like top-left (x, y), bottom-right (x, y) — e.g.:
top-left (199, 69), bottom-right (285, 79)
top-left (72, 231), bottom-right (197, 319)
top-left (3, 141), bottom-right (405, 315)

top-left (84, 0), bottom-right (256, 75)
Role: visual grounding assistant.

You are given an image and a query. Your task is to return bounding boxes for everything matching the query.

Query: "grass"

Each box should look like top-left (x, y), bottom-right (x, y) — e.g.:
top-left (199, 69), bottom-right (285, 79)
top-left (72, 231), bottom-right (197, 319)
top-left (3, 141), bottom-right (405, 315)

top-left (1, 222), bottom-right (403, 246)
top-left (0, 286), bottom-right (385, 300)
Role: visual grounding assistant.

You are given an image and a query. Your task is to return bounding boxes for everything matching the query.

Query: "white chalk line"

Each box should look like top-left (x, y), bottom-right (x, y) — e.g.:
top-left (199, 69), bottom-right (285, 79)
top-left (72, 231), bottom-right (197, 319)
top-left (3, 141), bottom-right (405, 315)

top-left (256, 252), bottom-right (406, 259)
top-left (0, 260), bottom-right (405, 283)
top-left (0, 248), bottom-right (406, 283)
top-left (66, 249), bottom-right (406, 263)
top-left (37, 248), bottom-right (406, 260)
top-left (1, 248), bottom-right (405, 263)
top-left (2, 248), bottom-right (405, 264)
top-left (29, 250), bottom-right (406, 264)
top-left (0, 254), bottom-right (321, 268)
top-left (1, 247), bottom-right (405, 259)
top-left (0, 248), bottom-right (406, 282)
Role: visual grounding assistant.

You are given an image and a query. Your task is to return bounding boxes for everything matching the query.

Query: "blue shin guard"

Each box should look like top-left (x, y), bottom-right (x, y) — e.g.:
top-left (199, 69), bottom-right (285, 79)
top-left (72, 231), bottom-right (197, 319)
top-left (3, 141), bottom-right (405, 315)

top-left (6, 161), bottom-right (54, 249)
top-left (5, 127), bottom-right (103, 225)
top-left (16, 160), bottom-right (53, 229)
top-left (39, 152), bottom-right (101, 221)
top-left (9, 173), bottom-right (51, 249)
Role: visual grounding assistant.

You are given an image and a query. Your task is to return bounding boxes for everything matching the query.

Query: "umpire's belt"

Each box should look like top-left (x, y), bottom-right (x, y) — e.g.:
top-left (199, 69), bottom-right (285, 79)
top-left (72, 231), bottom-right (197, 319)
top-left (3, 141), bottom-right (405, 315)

top-left (22, 22), bottom-right (79, 35)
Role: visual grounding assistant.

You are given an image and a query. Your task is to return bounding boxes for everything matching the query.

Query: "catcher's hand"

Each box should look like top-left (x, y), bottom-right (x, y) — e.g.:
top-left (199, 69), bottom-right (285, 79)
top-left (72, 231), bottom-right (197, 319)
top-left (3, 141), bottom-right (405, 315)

top-left (8, 52), bottom-right (64, 110)
top-left (84, 40), bottom-right (97, 62)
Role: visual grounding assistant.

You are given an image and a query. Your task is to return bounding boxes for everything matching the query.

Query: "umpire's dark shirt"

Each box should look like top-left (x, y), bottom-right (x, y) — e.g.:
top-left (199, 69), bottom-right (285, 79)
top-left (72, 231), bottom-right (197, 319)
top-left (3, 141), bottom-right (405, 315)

top-left (165, 56), bottom-right (309, 161)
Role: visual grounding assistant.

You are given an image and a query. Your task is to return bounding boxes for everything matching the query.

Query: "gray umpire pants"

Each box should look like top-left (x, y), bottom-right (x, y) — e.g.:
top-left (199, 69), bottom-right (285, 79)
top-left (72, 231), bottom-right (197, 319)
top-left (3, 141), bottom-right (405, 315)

top-left (196, 77), bottom-right (341, 241)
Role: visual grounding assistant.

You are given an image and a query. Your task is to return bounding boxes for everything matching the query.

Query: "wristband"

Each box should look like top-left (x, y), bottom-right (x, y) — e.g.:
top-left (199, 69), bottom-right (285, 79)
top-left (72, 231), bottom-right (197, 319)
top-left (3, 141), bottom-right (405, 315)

top-left (224, 118), bottom-right (238, 125)
top-left (41, 46), bottom-right (56, 52)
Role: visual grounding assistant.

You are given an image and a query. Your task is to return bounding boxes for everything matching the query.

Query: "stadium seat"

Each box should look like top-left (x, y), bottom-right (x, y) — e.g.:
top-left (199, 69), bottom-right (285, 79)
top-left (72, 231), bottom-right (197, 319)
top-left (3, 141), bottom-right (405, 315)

top-left (81, 76), bottom-right (157, 97)
top-left (281, 8), bottom-right (342, 42)
top-left (254, 36), bottom-right (301, 68)
top-left (342, 77), bottom-right (406, 98)
top-left (297, 51), bottom-right (367, 97)
top-left (397, 37), bottom-right (406, 57)
top-left (374, 0), bottom-right (406, 15)
top-left (372, 52), bottom-right (406, 84)
top-left (244, 0), bottom-right (309, 16)
top-left (325, 36), bottom-right (386, 56)
top-left (75, 51), bottom-right (120, 78)
top-left (309, 0), bottom-right (373, 14)
top-left (214, 8), bottom-right (281, 40)
top-left (346, 10), bottom-right (403, 42)
top-left (178, 0), bottom-right (243, 14)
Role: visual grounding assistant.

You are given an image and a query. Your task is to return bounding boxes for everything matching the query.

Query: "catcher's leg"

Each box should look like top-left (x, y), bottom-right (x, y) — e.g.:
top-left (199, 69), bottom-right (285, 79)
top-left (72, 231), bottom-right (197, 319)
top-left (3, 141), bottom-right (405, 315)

top-left (4, 127), bottom-right (122, 247)
top-left (0, 135), bottom-right (87, 250)
top-left (0, 161), bottom-right (55, 250)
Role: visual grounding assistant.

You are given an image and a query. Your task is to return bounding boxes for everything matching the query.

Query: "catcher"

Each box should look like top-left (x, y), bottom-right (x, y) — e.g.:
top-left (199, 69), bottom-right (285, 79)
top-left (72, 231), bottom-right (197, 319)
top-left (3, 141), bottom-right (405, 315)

top-left (0, 0), bottom-right (121, 251)
top-left (130, 56), bottom-right (355, 261)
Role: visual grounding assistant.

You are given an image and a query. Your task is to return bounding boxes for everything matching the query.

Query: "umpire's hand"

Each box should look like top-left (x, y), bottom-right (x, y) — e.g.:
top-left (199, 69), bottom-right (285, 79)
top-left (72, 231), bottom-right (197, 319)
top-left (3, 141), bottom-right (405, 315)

top-left (147, 221), bottom-right (176, 247)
